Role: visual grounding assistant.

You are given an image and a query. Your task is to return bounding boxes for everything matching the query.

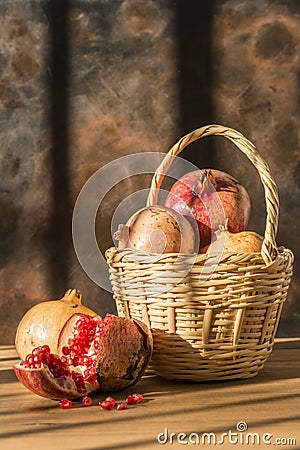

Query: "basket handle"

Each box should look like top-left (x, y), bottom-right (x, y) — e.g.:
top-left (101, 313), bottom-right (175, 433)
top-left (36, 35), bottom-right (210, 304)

top-left (146, 124), bottom-right (279, 266)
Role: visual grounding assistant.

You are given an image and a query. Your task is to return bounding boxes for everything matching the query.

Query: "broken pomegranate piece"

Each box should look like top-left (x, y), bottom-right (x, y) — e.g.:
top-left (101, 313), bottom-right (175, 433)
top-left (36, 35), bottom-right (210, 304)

top-left (14, 313), bottom-right (152, 400)
top-left (14, 344), bottom-right (99, 400)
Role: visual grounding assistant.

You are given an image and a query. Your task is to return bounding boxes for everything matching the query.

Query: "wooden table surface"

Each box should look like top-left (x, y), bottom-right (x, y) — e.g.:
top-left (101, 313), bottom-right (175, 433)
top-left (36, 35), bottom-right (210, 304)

top-left (1, 339), bottom-right (299, 450)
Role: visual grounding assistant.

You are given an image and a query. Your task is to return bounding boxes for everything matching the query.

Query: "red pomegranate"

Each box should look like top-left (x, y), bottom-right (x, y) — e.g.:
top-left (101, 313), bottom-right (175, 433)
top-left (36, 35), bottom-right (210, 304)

top-left (14, 313), bottom-right (152, 400)
top-left (164, 169), bottom-right (251, 248)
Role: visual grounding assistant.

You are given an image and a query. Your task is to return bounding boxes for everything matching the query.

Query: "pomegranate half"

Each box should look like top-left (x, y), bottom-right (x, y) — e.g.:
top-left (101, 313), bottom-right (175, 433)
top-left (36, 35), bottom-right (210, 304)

top-left (14, 313), bottom-right (153, 400)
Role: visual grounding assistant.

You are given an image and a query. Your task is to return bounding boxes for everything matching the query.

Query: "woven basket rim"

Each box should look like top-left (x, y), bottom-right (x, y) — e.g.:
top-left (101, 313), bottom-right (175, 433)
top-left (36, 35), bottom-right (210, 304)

top-left (106, 244), bottom-right (293, 267)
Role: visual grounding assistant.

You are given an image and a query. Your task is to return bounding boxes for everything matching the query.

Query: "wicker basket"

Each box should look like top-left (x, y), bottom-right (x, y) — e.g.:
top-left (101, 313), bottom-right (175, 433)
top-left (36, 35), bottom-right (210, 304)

top-left (105, 125), bottom-right (294, 381)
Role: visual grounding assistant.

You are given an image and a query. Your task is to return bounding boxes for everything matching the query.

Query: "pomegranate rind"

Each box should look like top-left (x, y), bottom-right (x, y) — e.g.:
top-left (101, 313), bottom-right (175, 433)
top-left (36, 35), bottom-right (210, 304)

top-left (96, 314), bottom-right (153, 392)
top-left (13, 363), bottom-right (98, 400)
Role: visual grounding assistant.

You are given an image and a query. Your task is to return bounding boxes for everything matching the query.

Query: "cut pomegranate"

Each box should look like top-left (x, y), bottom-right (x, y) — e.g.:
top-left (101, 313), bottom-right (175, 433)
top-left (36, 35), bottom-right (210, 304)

top-left (14, 345), bottom-right (98, 400)
top-left (14, 313), bottom-right (152, 400)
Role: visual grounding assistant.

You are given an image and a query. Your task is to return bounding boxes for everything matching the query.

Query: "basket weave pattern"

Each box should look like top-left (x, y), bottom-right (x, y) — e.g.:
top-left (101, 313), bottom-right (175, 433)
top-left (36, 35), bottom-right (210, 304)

top-left (106, 125), bottom-right (294, 381)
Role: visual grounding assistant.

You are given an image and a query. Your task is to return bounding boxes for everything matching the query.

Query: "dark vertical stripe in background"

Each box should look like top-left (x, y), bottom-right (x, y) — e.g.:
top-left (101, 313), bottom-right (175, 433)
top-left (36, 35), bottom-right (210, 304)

top-left (45, 1), bottom-right (71, 294)
top-left (176, 0), bottom-right (216, 167)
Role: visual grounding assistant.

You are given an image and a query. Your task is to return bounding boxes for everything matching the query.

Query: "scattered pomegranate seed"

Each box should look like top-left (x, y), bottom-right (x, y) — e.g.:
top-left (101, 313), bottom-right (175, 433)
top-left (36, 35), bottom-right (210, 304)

top-left (105, 396), bottom-right (116, 406)
top-left (132, 393), bottom-right (143, 403)
top-left (116, 402), bottom-right (128, 411)
top-left (58, 398), bottom-right (72, 409)
top-left (99, 400), bottom-right (115, 410)
top-left (82, 396), bottom-right (93, 407)
top-left (127, 393), bottom-right (143, 405)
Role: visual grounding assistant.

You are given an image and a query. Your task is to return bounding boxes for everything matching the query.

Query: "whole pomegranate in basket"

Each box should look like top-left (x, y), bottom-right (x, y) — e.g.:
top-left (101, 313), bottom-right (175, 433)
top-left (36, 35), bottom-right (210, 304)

top-left (114, 205), bottom-right (197, 254)
top-left (164, 168), bottom-right (251, 248)
top-left (14, 310), bottom-right (152, 400)
top-left (200, 225), bottom-right (263, 254)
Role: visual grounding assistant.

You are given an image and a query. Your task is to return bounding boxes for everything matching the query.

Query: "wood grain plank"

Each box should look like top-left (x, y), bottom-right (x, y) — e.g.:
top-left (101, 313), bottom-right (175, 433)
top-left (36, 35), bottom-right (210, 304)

top-left (0, 341), bottom-right (299, 450)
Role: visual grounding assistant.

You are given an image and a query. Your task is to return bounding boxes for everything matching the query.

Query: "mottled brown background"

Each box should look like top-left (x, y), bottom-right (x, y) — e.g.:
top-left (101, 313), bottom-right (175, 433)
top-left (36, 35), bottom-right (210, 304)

top-left (0, 0), bottom-right (299, 343)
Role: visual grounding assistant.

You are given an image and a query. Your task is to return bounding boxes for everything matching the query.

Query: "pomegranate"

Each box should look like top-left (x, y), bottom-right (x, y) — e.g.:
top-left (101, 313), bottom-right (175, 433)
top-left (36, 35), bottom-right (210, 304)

top-left (164, 169), bottom-right (251, 248)
top-left (13, 313), bottom-right (152, 400)
top-left (15, 289), bottom-right (97, 359)
top-left (114, 205), bottom-right (197, 254)
top-left (200, 226), bottom-right (263, 254)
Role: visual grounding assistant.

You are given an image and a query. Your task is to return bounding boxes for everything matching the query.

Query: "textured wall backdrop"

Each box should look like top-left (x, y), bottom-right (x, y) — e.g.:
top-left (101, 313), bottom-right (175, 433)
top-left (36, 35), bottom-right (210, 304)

top-left (0, 0), bottom-right (299, 343)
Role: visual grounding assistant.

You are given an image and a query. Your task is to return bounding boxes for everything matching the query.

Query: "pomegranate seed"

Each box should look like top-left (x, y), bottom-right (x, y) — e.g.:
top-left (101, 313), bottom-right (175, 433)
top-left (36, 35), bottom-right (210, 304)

top-left (82, 396), bottom-right (93, 407)
top-left (105, 396), bottom-right (116, 406)
top-left (99, 400), bottom-right (115, 410)
top-left (32, 347), bottom-right (41, 355)
top-left (85, 374), bottom-right (98, 385)
top-left (25, 354), bottom-right (34, 365)
top-left (71, 356), bottom-right (80, 366)
top-left (80, 355), bottom-right (91, 366)
top-left (58, 399), bottom-right (72, 409)
top-left (132, 393), bottom-right (143, 403)
top-left (47, 353), bottom-right (55, 363)
top-left (41, 345), bottom-right (51, 354)
top-left (116, 402), bottom-right (128, 411)
top-left (127, 393), bottom-right (143, 405)
top-left (62, 346), bottom-right (70, 356)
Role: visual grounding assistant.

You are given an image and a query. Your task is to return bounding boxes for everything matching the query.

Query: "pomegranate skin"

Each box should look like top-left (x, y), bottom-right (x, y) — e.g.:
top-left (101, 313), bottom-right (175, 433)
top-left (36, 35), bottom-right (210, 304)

top-left (95, 315), bottom-right (153, 392)
top-left (164, 169), bottom-right (251, 248)
top-left (13, 363), bottom-right (96, 400)
top-left (200, 229), bottom-right (263, 254)
top-left (114, 205), bottom-right (197, 254)
top-left (15, 289), bottom-right (97, 359)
